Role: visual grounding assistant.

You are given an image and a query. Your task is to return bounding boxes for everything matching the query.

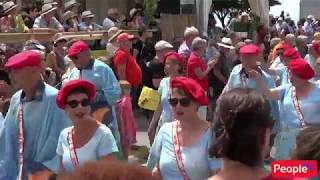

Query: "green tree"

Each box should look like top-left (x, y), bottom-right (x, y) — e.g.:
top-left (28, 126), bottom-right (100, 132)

top-left (211, 0), bottom-right (281, 28)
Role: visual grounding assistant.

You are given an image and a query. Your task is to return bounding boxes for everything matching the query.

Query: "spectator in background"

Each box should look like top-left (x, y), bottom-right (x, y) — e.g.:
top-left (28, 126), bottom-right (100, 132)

top-left (305, 42), bottom-right (320, 82)
top-left (1, 1), bottom-right (28, 33)
top-left (43, 0), bottom-right (63, 23)
top-left (187, 37), bottom-right (217, 120)
top-left (103, 8), bottom-right (122, 30)
top-left (128, 8), bottom-right (144, 30)
top-left (46, 36), bottom-right (68, 82)
top-left (296, 18), bottom-right (306, 36)
top-left (207, 14), bottom-right (222, 40)
top-left (285, 34), bottom-right (296, 47)
top-left (64, 0), bottom-right (81, 22)
top-left (303, 15), bottom-right (315, 42)
top-left (22, 5), bottom-right (38, 29)
top-left (146, 40), bottom-right (173, 89)
top-left (79, 10), bottom-right (103, 31)
top-left (296, 35), bottom-right (308, 58)
top-left (179, 26), bottom-right (199, 60)
top-left (33, 4), bottom-right (63, 33)
top-left (63, 11), bottom-right (79, 32)
top-left (106, 27), bottom-right (122, 60)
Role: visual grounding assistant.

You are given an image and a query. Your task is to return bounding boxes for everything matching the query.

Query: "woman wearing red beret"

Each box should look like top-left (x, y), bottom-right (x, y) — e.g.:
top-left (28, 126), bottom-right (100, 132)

top-left (250, 58), bottom-right (320, 160)
top-left (148, 52), bottom-right (184, 144)
top-left (147, 77), bottom-right (220, 180)
top-left (55, 80), bottom-right (118, 174)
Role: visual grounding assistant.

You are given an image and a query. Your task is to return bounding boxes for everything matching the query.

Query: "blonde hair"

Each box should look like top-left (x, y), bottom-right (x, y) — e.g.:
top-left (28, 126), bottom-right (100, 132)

top-left (184, 26), bottom-right (199, 38)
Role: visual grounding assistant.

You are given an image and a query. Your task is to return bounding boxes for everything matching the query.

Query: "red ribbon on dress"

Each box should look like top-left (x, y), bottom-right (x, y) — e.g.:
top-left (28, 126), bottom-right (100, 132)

top-left (17, 103), bottom-right (24, 180)
top-left (291, 86), bottom-right (306, 128)
top-left (172, 122), bottom-right (191, 180)
top-left (67, 128), bottom-right (79, 168)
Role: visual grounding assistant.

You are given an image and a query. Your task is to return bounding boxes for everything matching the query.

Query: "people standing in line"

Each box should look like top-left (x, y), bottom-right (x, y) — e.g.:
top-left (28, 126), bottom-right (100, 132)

top-left (56, 80), bottom-right (118, 174)
top-left (0, 51), bottom-right (70, 179)
top-left (147, 77), bottom-right (220, 180)
top-left (148, 52), bottom-right (184, 144)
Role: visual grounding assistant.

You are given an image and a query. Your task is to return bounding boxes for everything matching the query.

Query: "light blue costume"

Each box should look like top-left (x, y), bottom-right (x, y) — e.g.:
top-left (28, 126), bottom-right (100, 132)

top-left (156, 77), bottom-right (173, 132)
top-left (67, 59), bottom-right (121, 145)
top-left (275, 66), bottom-right (289, 86)
top-left (56, 124), bottom-right (118, 173)
top-left (271, 83), bottom-right (320, 160)
top-left (305, 54), bottom-right (320, 82)
top-left (0, 82), bottom-right (70, 180)
top-left (225, 64), bottom-right (280, 132)
top-left (147, 122), bottom-right (220, 180)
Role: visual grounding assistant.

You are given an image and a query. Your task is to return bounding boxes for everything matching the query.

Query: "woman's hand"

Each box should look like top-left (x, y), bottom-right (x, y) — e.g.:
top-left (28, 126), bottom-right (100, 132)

top-left (151, 166), bottom-right (162, 180)
top-left (148, 125), bottom-right (156, 145)
top-left (207, 59), bottom-right (218, 70)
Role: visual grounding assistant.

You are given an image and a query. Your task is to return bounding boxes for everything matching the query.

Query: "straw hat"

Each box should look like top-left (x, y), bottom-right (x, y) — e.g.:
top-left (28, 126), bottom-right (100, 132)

top-left (40, 4), bottom-right (57, 15)
top-left (64, 10), bottom-right (77, 21)
top-left (217, 37), bottom-right (234, 49)
top-left (3, 1), bottom-right (17, 14)
top-left (64, 0), bottom-right (80, 10)
top-left (43, 0), bottom-right (58, 6)
top-left (53, 33), bottom-right (68, 45)
top-left (81, 10), bottom-right (94, 19)
top-left (108, 27), bottom-right (123, 42)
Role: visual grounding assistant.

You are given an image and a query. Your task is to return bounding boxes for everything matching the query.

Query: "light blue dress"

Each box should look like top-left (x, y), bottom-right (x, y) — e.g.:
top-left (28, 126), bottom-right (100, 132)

top-left (67, 59), bottom-right (121, 145)
top-left (156, 77), bottom-right (173, 132)
top-left (147, 122), bottom-right (220, 180)
top-left (56, 124), bottom-right (118, 173)
top-left (271, 83), bottom-right (320, 160)
top-left (0, 82), bottom-right (70, 179)
top-left (226, 64), bottom-right (280, 133)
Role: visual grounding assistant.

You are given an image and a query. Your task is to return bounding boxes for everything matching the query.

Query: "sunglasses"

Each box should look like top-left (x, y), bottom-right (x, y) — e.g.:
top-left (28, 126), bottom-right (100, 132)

top-left (66, 99), bottom-right (90, 108)
top-left (168, 97), bottom-right (192, 107)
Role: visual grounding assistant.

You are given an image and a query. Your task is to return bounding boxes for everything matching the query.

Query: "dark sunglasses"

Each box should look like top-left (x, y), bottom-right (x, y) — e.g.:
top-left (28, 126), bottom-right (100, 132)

top-left (168, 98), bottom-right (192, 107)
top-left (66, 99), bottom-right (90, 108)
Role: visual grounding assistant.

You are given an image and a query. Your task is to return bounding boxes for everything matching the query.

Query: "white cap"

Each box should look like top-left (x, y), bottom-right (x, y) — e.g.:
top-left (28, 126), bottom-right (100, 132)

top-left (154, 40), bottom-right (173, 51)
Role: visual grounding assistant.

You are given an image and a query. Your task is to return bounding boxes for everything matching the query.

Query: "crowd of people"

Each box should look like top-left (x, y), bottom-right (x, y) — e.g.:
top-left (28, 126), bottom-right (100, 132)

top-left (0, 0), bottom-right (319, 179)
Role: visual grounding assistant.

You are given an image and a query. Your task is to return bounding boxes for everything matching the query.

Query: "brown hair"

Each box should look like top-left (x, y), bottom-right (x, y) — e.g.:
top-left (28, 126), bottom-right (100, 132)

top-left (291, 126), bottom-right (320, 164)
top-left (58, 160), bottom-right (155, 180)
top-left (210, 88), bottom-right (274, 166)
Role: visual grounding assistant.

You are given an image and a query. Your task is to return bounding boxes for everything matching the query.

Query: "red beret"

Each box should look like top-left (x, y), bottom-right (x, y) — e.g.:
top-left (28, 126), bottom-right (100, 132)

top-left (117, 33), bottom-right (135, 43)
top-left (283, 47), bottom-right (301, 59)
top-left (56, 79), bottom-right (96, 109)
top-left (5, 50), bottom-right (42, 69)
top-left (171, 77), bottom-right (208, 105)
top-left (68, 41), bottom-right (89, 58)
top-left (239, 44), bottom-right (260, 56)
top-left (163, 52), bottom-right (184, 66)
top-left (312, 42), bottom-right (320, 55)
top-left (288, 59), bottom-right (315, 80)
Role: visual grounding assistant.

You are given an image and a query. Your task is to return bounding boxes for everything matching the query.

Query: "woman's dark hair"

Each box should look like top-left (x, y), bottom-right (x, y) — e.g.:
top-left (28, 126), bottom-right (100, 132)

top-left (65, 87), bottom-right (89, 103)
top-left (210, 88), bottom-right (274, 167)
top-left (291, 126), bottom-right (320, 164)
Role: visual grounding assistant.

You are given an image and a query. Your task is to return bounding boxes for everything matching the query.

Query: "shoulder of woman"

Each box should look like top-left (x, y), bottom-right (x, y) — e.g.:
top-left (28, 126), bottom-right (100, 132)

top-left (96, 123), bottom-right (113, 136)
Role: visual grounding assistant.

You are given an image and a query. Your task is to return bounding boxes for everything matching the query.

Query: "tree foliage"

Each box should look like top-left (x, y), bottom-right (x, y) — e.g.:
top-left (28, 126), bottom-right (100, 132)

top-left (211, 0), bottom-right (281, 28)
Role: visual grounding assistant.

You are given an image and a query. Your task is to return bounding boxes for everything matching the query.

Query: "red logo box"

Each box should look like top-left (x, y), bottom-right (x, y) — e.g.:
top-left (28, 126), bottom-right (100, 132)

top-left (272, 160), bottom-right (318, 178)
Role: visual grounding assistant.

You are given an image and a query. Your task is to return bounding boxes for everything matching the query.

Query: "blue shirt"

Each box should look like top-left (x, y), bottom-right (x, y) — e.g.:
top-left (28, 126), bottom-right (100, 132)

top-left (226, 64), bottom-right (280, 133)
top-left (275, 66), bottom-right (289, 86)
top-left (147, 122), bottom-right (220, 180)
top-left (67, 59), bottom-right (121, 143)
top-left (0, 82), bottom-right (70, 179)
top-left (56, 124), bottom-right (118, 173)
top-left (276, 83), bottom-right (320, 128)
top-left (78, 22), bottom-right (103, 31)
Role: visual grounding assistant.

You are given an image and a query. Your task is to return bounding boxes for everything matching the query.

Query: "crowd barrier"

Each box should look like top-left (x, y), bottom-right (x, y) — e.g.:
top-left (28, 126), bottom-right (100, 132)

top-left (0, 29), bottom-right (158, 43)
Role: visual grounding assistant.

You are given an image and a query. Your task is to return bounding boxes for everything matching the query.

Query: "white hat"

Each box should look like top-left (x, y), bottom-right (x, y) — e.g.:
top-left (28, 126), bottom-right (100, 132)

top-left (64, 0), bottom-right (80, 10)
top-left (40, 4), bottom-right (57, 15)
top-left (217, 37), bottom-right (234, 49)
top-left (81, 10), bottom-right (94, 19)
top-left (154, 40), bottom-right (173, 51)
top-left (43, 0), bottom-right (58, 6)
top-left (3, 1), bottom-right (17, 14)
top-left (307, 15), bottom-right (314, 19)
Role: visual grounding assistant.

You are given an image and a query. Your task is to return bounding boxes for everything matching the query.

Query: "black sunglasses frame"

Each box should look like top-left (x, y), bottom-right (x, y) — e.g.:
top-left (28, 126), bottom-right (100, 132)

top-left (168, 97), bottom-right (192, 107)
top-left (66, 99), bottom-right (90, 108)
